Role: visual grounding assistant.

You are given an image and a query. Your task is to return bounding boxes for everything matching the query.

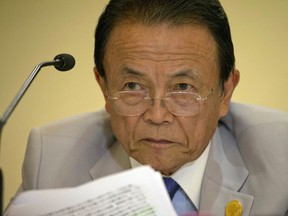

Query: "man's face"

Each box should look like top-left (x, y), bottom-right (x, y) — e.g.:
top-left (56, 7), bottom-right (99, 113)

top-left (96, 22), bottom-right (237, 175)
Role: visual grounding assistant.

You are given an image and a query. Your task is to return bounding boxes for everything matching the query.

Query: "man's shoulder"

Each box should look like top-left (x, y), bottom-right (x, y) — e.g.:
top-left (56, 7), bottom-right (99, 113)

top-left (22, 109), bottom-right (116, 189)
top-left (220, 102), bottom-right (288, 165)
top-left (35, 109), bottom-right (112, 143)
top-left (39, 109), bottom-right (110, 131)
top-left (229, 102), bottom-right (288, 119)
top-left (221, 102), bottom-right (288, 136)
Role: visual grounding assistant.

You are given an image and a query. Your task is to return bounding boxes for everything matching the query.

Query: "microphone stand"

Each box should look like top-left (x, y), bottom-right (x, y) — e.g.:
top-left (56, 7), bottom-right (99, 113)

top-left (0, 124), bottom-right (3, 215)
top-left (0, 60), bottom-right (56, 215)
top-left (0, 54), bottom-right (75, 214)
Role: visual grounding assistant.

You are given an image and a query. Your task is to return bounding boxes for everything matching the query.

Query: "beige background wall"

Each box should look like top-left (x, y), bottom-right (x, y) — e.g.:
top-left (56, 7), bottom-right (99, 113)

top-left (0, 0), bottom-right (287, 209)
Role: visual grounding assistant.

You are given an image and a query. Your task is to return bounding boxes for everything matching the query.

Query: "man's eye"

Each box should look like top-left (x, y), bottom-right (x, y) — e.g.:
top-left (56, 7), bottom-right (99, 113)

top-left (175, 83), bottom-right (193, 91)
top-left (124, 82), bottom-right (142, 91)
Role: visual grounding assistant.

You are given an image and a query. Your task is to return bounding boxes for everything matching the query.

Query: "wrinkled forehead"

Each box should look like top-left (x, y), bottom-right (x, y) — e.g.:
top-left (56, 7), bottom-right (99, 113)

top-left (106, 22), bottom-right (218, 61)
top-left (106, 20), bottom-right (216, 48)
top-left (105, 23), bottom-right (219, 71)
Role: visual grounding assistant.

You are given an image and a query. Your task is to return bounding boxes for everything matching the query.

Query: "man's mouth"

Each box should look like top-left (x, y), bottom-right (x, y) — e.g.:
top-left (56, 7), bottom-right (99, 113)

top-left (142, 138), bottom-right (174, 145)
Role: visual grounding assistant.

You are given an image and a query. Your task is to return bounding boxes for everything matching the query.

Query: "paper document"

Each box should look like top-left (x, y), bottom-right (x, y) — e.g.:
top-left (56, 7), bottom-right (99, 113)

top-left (5, 166), bottom-right (177, 216)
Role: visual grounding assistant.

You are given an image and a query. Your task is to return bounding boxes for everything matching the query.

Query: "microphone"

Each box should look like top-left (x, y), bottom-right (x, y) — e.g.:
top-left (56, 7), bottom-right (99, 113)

top-left (0, 53), bottom-right (75, 128)
top-left (54, 53), bottom-right (76, 71)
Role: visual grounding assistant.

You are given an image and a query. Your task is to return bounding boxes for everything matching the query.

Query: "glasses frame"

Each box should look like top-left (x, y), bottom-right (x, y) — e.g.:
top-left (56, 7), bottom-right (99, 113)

top-left (107, 88), bottom-right (214, 117)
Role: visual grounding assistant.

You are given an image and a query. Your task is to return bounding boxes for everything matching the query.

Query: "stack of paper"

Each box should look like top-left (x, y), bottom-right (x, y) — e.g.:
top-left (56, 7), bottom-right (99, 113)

top-left (5, 166), bottom-right (177, 216)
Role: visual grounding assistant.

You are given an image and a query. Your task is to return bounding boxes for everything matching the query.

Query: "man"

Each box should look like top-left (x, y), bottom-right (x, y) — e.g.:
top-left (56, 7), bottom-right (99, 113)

top-left (5, 0), bottom-right (288, 215)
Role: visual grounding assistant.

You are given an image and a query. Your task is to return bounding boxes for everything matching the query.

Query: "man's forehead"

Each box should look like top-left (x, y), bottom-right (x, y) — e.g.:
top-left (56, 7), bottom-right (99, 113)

top-left (119, 66), bottom-right (203, 80)
top-left (105, 22), bottom-right (217, 60)
top-left (108, 21), bottom-right (214, 43)
top-left (103, 22), bottom-right (220, 86)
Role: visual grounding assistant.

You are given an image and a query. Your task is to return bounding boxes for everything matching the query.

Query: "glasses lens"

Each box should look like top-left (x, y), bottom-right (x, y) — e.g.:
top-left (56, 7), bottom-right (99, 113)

top-left (112, 91), bottom-right (149, 116)
top-left (165, 92), bottom-right (200, 116)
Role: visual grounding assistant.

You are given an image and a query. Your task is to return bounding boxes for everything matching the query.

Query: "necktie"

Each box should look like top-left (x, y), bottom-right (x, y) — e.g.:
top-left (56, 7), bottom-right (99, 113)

top-left (163, 177), bottom-right (179, 200)
top-left (163, 177), bottom-right (198, 214)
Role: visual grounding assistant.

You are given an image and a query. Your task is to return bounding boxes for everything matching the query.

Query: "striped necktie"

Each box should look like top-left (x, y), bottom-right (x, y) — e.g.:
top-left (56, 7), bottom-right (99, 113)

top-left (163, 177), bottom-right (198, 214)
top-left (163, 177), bottom-right (179, 200)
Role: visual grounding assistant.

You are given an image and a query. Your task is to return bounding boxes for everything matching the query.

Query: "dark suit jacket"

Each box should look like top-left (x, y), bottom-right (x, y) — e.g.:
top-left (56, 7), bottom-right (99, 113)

top-left (6, 102), bottom-right (288, 215)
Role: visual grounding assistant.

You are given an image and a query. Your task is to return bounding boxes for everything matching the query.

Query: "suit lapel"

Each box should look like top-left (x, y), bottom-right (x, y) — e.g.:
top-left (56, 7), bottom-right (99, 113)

top-left (199, 124), bottom-right (254, 215)
top-left (89, 140), bottom-right (131, 179)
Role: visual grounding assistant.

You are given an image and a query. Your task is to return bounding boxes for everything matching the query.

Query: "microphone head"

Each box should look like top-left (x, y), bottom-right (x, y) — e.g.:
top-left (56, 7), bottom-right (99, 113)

top-left (54, 53), bottom-right (76, 71)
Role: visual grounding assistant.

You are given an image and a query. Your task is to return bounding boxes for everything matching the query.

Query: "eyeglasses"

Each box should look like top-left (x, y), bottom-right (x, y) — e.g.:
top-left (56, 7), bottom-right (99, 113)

top-left (107, 89), bottom-right (214, 117)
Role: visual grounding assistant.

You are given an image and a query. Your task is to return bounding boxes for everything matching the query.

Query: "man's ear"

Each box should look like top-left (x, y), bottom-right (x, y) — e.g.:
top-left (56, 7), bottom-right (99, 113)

top-left (219, 69), bottom-right (240, 117)
top-left (94, 66), bottom-right (107, 100)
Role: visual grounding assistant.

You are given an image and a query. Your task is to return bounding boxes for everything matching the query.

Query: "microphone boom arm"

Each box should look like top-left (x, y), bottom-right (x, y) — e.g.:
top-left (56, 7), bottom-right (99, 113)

top-left (1, 60), bottom-right (57, 127)
top-left (0, 53), bottom-right (75, 128)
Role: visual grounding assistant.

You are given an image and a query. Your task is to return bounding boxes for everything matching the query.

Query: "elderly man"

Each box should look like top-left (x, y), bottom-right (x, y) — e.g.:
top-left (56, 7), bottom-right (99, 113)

top-left (5, 0), bottom-right (288, 215)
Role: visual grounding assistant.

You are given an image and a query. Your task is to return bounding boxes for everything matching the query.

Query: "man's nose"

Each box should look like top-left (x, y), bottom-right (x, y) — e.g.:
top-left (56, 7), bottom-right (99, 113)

top-left (142, 98), bottom-right (174, 124)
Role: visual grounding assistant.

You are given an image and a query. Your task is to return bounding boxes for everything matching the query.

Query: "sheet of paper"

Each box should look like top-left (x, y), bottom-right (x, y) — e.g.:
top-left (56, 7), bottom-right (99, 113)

top-left (6, 166), bottom-right (177, 216)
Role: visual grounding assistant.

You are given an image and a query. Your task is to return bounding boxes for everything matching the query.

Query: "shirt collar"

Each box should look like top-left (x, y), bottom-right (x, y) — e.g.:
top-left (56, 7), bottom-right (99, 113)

top-left (129, 142), bottom-right (211, 208)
